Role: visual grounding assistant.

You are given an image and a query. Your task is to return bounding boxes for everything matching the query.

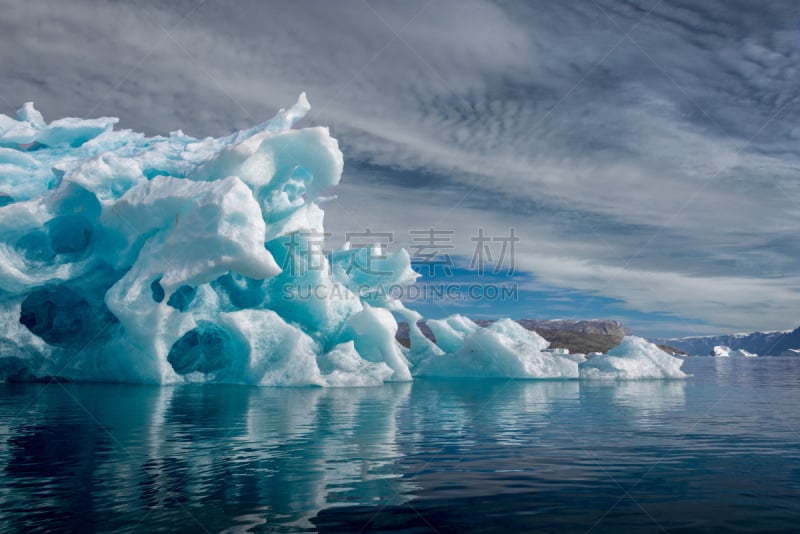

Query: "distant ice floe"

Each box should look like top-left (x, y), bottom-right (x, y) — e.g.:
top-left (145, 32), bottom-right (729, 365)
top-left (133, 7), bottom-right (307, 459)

top-left (710, 345), bottom-right (758, 358)
top-left (0, 97), bottom-right (687, 384)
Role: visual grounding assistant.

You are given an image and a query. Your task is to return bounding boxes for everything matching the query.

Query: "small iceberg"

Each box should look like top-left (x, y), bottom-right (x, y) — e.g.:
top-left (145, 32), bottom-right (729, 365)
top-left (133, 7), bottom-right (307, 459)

top-left (413, 317), bottom-right (580, 379)
top-left (711, 345), bottom-right (757, 358)
top-left (410, 317), bottom-right (686, 380)
top-left (578, 337), bottom-right (689, 380)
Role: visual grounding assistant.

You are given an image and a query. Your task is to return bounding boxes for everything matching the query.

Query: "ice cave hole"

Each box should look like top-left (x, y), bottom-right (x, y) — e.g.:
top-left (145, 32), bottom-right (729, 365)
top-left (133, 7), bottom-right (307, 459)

top-left (46, 215), bottom-right (92, 255)
top-left (150, 278), bottom-right (196, 311)
top-left (167, 322), bottom-right (232, 375)
top-left (150, 278), bottom-right (165, 303)
top-left (167, 285), bottom-right (197, 311)
top-left (15, 215), bottom-right (93, 262)
top-left (19, 285), bottom-right (117, 348)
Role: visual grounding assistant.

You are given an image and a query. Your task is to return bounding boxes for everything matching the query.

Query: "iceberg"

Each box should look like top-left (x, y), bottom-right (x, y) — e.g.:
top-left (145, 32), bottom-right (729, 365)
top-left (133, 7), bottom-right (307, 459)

top-left (414, 318), bottom-right (579, 379)
top-left (711, 345), bottom-right (757, 358)
top-left (579, 337), bottom-right (689, 380)
top-left (0, 97), bottom-right (688, 384)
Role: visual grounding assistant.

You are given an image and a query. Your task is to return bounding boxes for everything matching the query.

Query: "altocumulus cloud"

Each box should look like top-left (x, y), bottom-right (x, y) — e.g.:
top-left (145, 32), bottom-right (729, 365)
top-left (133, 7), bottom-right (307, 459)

top-left (1, 0), bottom-right (798, 335)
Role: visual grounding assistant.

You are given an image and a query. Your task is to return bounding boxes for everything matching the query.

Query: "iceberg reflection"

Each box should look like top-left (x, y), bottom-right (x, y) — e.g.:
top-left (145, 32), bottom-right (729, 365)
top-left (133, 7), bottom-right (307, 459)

top-left (0, 382), bottom-right (412, 531)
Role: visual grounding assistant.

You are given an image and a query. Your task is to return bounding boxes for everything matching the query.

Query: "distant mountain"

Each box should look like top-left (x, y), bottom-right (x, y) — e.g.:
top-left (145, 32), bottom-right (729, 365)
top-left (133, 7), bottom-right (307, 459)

top-left (481, 319), bottom-right (626, 355)
top-left (492, 319), bottom-right (629, 337)
top-left (654, 327), bottom-right (800, 356)
top-left (396, 319), bottom-right (626, 355)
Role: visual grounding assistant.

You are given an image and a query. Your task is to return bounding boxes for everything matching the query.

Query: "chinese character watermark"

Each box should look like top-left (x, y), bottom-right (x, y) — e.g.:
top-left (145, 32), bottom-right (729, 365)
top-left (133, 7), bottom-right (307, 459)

top-left (469, 228), bottom-right (518, 275)
top-left (282, 230), bottom-right (332, 275)
top-left (409, 228), bottom-right (455, 276)
top-left (344, 228), bottom-right (394, 276)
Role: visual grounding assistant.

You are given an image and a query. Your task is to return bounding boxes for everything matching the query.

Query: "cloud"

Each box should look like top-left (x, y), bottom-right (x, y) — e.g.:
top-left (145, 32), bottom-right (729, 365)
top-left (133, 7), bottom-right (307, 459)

top-left (326, 180), bottom-right (800, 333)
top-left (1, 0), bottom-right (798, 334)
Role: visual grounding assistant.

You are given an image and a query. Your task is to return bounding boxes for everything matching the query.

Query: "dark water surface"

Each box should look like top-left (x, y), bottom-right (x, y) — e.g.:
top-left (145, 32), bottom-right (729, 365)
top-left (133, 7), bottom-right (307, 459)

top-left (1, 357), bottom-right (799, 532)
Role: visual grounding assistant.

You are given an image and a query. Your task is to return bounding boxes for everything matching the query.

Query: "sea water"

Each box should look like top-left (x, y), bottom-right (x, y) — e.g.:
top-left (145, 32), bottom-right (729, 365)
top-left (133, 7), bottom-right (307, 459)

top-left (0, 357), bottom-right (798, 532)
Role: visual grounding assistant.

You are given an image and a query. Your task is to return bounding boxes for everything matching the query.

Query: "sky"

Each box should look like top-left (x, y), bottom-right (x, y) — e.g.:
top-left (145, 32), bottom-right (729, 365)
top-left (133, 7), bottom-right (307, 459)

top-left (1, 0), bottom-right (799, 338)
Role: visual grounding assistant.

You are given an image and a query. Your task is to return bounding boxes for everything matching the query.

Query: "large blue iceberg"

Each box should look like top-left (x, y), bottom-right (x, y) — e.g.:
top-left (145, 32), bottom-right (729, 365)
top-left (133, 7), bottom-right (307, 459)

top-left (0, 97), bottom-right (687, 385)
